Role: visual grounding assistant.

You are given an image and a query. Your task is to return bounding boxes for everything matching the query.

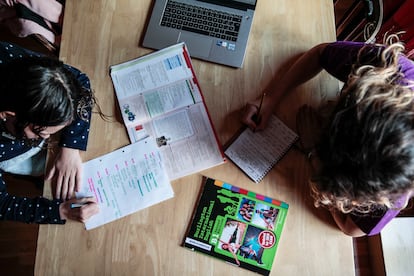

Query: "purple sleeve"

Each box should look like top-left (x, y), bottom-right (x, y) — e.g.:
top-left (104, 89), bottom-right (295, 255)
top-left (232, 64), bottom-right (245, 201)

top-left (398, 56), bottom-right (414, 86)
top-left (350, 194), bottom-right (410, 236)
top-left (319, 41), bottom-right (367, 82)
top-left (320, 41), bottom-right (414, 85)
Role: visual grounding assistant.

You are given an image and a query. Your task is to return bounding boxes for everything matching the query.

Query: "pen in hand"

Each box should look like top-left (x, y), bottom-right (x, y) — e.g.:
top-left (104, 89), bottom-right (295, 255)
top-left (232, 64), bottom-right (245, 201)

top-left (252, 92), bottom-right (266, 130)
top-left (69, 196), bottom-right (96, 209)
top-left (70, 203), bottom-right (86, 209)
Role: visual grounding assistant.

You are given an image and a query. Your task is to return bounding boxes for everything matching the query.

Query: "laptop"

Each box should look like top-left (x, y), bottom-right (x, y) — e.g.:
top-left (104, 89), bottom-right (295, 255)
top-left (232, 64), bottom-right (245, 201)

top-left (142, 0), bottom-right (258, 68)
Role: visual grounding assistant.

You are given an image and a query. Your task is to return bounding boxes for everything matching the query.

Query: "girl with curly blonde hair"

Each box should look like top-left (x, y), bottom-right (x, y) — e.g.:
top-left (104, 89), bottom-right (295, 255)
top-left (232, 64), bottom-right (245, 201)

top-left (242, 36), bottom-right (414, 237)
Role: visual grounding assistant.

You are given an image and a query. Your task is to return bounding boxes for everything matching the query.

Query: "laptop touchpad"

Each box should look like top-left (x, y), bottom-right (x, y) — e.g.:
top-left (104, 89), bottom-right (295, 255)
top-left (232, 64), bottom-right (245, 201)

top-left (178, 32), bottom-right (212, 58)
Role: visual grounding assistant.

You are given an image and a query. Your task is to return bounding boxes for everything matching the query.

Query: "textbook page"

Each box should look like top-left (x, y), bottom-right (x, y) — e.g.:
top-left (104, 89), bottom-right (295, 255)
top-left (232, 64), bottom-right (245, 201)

top-left (110, 43), bottom-right (203, 127)
top-left (110, 43), bottom-right (226, 180)
top-left (129, 102), bottom-right (225, 180)
top-left (76, 137), bottom-right (174, 230)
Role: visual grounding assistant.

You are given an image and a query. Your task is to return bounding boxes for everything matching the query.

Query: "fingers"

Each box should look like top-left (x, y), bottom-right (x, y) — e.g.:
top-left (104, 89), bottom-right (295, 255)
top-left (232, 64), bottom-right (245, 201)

top-left (62, 197), bottom-right (99, 223)
top-left (54, 171), bottom-right (78, 200)
top-left (67, 174), bottom-right (76, 200)
top-left (51, 147), bottom-right (83, 200)
top-left (54, 174), bottom-right (62, 200)
top-left (61, 176), bottom-right (69, 200)
top-left (57, 174), bottom-right (69, 200)
top-left (241, 102), bottom-right (271, 131)
top-left (45, 166), bottom-right (55, 181)
top-left (241, 103), bottom-right (259, 130)
top-left (74, 197), bottom-right (99, 223)
top-left (75, 166), bottom-right (83, 193)
top-left (79, 202), bottom-right (99, 223)
top-left (77, 196), bottom-right (97, 205)
top-left (253, 113), bottom-right (269, 131)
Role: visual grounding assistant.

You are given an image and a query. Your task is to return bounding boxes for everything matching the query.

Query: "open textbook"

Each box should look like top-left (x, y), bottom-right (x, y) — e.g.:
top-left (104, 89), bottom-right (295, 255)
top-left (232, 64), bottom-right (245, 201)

top-left (110, 43), bottom-right (225, 180)
top-left (183, 177), bottom-right (288, 275)
top-left (76, 137), bottom-right (174, 230)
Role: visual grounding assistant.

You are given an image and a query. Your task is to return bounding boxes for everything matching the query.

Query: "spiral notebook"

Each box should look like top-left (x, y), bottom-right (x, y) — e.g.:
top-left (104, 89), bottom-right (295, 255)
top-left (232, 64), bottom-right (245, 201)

top-left (225, 115), bottom-right (298, 183)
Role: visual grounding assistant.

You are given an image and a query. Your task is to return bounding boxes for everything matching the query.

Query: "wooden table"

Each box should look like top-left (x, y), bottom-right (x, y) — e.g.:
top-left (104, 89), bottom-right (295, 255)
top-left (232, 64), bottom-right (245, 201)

top-left (35, 0), bottom-right (355, 275)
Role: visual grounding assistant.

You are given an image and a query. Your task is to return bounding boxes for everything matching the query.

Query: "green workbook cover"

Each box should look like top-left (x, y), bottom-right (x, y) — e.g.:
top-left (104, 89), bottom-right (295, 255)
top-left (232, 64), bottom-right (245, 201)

top-left (183, 176), bottom-right (288, 275)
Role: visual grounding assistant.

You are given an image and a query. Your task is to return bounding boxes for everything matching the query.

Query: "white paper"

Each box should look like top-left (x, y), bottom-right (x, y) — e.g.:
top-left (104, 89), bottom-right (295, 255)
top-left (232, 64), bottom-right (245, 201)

top-left (110, 43), bottom-right (225, 181)
top-left (110, 43), bottom-right (202, 127)
top-left (225, 115), bottom-right (298, 183)
top-left (77, 137), bottom-right (174, 230)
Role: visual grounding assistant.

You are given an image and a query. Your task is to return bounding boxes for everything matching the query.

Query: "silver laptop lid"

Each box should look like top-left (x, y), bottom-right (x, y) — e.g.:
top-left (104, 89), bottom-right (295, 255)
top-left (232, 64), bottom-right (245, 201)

top-left (143, 0), bottom-right (258, 68)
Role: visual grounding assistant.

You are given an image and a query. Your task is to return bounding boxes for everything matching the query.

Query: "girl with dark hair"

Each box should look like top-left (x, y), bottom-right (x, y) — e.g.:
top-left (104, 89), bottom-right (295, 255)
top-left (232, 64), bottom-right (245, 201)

top-left (0, 41), bottom-right (99, 224)
top-left (242, 36), bottom-right (414, 237)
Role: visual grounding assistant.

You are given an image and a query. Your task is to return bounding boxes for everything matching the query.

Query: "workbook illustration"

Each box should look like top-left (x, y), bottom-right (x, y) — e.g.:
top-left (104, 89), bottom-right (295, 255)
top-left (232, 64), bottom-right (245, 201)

top-left (183, 177), bottom-right (288, 275)
top-left (110, 42), bottom-right (225, 181)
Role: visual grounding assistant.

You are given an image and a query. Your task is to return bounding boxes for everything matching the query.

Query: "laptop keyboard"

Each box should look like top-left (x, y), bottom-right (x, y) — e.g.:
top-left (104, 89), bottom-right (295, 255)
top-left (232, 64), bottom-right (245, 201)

top-left (160, 0), bottom-right (242, 42)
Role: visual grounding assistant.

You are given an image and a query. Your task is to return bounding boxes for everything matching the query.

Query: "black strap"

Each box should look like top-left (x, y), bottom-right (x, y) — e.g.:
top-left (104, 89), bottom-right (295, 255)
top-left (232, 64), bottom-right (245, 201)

top-left (14, 3), bottom-right (62, 35)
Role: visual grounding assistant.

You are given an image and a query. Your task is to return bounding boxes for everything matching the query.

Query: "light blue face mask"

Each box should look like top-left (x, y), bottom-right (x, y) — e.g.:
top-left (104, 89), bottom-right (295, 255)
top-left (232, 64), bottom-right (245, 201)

top-left (0, 140), bottom-right (46, 176)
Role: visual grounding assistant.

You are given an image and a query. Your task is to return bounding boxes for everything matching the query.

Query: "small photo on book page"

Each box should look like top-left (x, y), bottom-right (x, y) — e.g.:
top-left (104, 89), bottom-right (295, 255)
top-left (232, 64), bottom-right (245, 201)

top-left (225, 115), bottom-right (298, 183)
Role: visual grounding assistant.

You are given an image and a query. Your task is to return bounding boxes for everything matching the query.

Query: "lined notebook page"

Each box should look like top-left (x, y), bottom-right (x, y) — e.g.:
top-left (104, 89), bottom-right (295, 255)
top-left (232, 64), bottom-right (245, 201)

top-left (225, 115), bottom-right (298, 183)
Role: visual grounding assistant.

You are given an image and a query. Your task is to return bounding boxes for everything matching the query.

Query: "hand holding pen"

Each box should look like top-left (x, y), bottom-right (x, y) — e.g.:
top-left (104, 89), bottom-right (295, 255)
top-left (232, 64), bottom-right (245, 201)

top-left (59, 197), bottom-right (99, 223)
top-left (252, 92), bottom-right (265, 131)
top-left (241, 92), bottom-right (269, 131)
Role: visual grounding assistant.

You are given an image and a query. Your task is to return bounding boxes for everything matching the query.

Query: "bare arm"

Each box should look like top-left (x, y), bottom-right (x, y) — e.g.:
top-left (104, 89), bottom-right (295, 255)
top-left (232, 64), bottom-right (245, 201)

top-left (242, 43), bottom-right (330, 130)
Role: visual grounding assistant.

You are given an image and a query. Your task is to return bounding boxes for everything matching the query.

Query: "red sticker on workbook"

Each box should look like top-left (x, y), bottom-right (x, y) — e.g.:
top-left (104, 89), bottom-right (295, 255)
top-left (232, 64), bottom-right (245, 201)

top-left (258, 230), bottom-right (276, 249)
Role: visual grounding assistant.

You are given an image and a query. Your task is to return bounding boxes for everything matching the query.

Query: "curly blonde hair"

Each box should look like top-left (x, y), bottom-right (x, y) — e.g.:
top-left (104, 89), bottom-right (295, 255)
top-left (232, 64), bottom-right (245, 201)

top-left (311, 37), bottom-right (414, 214)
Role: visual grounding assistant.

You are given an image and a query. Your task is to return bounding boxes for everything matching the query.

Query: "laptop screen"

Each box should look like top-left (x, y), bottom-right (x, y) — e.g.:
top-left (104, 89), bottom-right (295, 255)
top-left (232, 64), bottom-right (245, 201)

top-left (197, 0), bottom-right (257, 11)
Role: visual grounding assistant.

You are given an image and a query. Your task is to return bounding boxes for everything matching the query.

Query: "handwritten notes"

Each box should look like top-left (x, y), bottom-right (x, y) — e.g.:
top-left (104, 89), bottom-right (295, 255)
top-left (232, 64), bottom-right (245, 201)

top-left (225, 115), bottom-right (298, 183)
top-left (76, 136), bottom-right (174, 230)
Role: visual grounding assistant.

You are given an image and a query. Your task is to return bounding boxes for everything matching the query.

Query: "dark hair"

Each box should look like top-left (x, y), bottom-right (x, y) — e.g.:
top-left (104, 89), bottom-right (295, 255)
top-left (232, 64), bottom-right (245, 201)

top-left (0, 56), bottom-right (83, 135)
top-left (311, 41), bottom-right (414, 213)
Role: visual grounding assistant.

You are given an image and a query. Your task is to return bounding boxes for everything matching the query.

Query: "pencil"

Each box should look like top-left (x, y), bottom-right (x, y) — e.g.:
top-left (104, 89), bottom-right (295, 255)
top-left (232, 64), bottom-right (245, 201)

top-left (255, 92), bottom-right (266, 124)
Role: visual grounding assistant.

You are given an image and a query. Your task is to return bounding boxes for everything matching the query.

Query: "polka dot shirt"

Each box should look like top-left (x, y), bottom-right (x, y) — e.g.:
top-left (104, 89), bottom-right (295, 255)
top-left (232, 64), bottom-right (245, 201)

top-left (0, 41), bottom-right (92, 224)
